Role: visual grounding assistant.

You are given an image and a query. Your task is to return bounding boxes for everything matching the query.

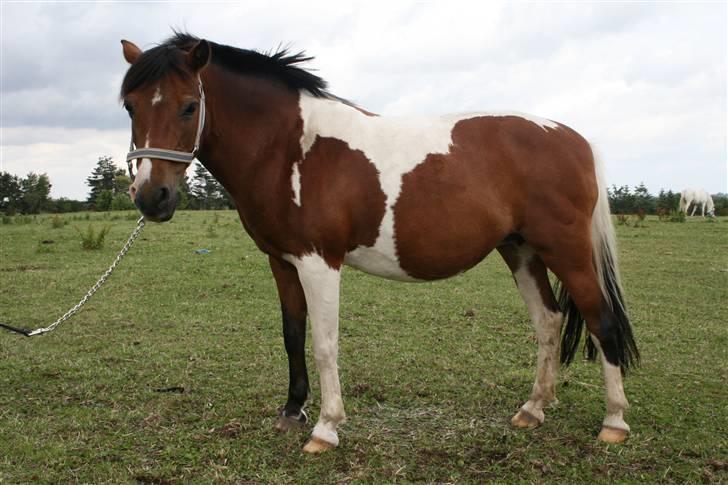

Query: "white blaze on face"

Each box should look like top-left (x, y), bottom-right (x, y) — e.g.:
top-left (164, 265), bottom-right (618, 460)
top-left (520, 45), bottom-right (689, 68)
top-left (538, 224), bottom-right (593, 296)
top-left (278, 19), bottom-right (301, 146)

top-left (297, 94), bottom-right (559, 281)
top-left (131, 133), bottom-right (153, 194)
top-left (151, 86), bottom-right (163, 106)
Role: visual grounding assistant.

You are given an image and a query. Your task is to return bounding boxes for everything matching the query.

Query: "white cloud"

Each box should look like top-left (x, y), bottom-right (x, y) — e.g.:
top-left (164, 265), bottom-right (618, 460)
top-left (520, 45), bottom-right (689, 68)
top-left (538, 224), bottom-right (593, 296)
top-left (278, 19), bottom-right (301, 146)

top-left (1, 127), bottom-right (129, 200)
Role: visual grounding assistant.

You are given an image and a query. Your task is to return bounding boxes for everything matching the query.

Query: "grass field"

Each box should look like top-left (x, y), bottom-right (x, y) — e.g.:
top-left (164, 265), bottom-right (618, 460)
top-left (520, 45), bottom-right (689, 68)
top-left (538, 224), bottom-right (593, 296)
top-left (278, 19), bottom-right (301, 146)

top-left (1, 210), bottom-right (726, 483)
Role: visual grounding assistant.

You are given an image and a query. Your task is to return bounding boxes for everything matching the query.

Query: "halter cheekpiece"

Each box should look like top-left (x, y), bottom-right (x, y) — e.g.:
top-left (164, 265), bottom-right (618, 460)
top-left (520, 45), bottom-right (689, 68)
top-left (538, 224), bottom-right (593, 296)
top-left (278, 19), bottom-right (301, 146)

top-left (125, 75), bottom-right (206, 178)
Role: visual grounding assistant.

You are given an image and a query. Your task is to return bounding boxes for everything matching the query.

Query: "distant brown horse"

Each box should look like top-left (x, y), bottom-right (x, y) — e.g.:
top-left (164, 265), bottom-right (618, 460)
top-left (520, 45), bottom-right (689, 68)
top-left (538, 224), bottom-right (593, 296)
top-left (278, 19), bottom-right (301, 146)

top-left (121, 33), bottom-right (638, 453)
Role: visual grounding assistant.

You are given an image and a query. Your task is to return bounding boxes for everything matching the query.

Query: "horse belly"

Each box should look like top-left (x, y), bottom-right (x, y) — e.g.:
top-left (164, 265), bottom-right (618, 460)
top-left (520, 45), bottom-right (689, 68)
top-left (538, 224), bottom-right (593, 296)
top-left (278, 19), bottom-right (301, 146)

top-left (344, 246), bottom-right (422, 282)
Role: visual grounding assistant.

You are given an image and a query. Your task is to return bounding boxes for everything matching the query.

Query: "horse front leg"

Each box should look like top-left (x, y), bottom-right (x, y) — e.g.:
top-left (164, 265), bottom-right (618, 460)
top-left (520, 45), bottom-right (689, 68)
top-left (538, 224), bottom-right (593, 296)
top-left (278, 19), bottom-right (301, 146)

top-left (269, 256), bottom-right (310, 432)
top-left (286, 253), bottom-right (345, 453)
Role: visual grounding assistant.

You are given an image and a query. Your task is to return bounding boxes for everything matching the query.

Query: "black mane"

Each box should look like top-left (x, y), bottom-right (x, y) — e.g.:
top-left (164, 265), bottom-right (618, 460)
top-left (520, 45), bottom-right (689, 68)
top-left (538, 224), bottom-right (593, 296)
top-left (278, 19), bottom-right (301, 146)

top-left (121, 32), bottom-right (329, 98)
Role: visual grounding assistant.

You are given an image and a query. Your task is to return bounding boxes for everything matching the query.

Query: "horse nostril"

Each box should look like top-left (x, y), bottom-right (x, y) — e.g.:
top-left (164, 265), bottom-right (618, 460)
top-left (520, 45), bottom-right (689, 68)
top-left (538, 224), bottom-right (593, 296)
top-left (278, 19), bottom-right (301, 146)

top-left (156, 186), bottom-right (170, 207)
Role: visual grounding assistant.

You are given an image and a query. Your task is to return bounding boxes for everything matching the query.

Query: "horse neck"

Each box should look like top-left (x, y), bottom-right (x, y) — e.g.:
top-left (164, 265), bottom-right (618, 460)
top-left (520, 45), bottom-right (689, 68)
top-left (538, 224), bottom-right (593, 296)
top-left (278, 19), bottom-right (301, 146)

top-left (196, 67), bottom-right (304, 199)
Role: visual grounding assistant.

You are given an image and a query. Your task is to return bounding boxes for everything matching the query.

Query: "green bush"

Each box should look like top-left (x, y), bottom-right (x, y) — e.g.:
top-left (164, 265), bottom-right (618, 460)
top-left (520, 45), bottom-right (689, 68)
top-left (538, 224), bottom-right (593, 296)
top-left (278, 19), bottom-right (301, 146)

top-left (50, 214), bottom-right (65, 228)
top-left (667, 210), bottom-right (686, 223)
top-left (95, 190), bottom-right (113, 211)
top-left (111, 193), bottom-right (135, 211)
top-left (74, 225), bottom-right (109, 250)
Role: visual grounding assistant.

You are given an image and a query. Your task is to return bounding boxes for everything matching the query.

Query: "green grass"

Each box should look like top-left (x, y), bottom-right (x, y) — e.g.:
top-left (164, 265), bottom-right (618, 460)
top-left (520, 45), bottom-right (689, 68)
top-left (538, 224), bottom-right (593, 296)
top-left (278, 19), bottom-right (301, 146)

top-left (1, 211), bottom-right (726, 483)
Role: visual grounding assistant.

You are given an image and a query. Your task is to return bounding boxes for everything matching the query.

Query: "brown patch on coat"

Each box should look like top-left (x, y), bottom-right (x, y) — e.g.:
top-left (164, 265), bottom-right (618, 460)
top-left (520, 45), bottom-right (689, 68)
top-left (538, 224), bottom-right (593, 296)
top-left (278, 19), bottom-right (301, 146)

top-left (394, 116), bottom-right (595, 280)
top-left (295, 137), bottom-right (386, 267)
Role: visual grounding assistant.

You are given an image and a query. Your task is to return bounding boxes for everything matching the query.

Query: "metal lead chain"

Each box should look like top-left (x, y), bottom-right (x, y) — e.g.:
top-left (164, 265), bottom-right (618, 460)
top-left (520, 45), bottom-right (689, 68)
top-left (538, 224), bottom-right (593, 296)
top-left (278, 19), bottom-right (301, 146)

top-left (0, 216), bottom-right (146, 337)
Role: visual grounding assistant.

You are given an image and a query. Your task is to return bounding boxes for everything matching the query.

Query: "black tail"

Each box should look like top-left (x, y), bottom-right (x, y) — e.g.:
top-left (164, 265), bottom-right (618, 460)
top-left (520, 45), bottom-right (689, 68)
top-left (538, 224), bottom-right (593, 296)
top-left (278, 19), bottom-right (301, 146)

top-left (556, 247), bottom-right (640, 374)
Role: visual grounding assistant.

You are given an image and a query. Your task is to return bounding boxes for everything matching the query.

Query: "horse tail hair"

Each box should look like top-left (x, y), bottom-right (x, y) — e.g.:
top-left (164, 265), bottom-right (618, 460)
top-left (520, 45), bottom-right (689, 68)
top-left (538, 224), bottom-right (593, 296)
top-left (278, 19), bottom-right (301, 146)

top-left (558, 150), bottom-right (640, 374)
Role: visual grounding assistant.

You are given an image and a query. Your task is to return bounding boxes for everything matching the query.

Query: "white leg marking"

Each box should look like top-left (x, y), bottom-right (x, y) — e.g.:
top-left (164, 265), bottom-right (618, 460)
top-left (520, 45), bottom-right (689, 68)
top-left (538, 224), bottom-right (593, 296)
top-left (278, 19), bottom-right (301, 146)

top-left (151, 86), bottom-right (163, 106)
top-left (285, 253), bottom-right (344, 446)
top-left (590, 336), bottom-right (630, 432)
top-left (513, 247), bottom-right (561, 423)
top-left (291, 161), bottom-right (302, 207)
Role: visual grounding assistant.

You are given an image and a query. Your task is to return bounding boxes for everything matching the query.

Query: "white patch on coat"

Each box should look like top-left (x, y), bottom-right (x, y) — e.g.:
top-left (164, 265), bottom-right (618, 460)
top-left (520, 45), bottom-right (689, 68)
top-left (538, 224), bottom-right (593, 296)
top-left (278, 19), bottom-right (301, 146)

top-left (283, 252), bottom-right (345, 446)
top-left (151, 87), bottom-right (163, 106)
top-left (291, 161), bottom-right (302, 206)
top-left (298, 94), bottom-right (558, 281)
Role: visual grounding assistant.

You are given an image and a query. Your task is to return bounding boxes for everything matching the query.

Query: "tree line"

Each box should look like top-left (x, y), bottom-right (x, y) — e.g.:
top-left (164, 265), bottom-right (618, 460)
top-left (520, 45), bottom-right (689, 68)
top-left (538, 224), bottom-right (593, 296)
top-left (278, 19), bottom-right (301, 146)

top-left (608, 183), bottom-right (728, 216)
top-left (1, 156), bottom-right (235, 215)
top-left (1, 158), bottom-right (726, 216)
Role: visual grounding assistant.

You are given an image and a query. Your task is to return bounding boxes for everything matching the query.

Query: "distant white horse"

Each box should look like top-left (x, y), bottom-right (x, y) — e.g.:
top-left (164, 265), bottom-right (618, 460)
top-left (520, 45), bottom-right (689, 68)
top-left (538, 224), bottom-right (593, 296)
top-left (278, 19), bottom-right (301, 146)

top-left (679, 188), bottom-right (715, 217)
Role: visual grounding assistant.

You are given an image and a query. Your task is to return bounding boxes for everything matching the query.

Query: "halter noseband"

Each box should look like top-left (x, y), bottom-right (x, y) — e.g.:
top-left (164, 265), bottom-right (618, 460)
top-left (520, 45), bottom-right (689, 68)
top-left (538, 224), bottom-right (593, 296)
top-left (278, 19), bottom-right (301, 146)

top-left (125, 76), bottom-right (206, 178)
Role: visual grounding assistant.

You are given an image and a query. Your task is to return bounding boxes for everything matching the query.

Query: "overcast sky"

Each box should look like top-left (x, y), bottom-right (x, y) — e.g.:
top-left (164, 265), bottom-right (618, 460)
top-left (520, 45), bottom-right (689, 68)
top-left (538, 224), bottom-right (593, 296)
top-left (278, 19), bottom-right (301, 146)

top-left (1, 1), bottom-right (726, 200)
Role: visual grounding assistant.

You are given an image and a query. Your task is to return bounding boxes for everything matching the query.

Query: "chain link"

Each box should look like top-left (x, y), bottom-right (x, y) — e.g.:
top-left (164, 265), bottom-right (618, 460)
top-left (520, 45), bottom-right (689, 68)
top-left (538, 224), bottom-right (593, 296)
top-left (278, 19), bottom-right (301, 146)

top-left (22, 216), bottom-right (146, 337)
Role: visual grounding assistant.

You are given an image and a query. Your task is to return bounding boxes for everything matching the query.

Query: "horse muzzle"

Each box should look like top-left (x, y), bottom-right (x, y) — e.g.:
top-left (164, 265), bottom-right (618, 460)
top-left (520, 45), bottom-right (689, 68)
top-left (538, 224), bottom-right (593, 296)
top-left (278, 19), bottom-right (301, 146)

top-left (133, 184), bottom-right (177, 222)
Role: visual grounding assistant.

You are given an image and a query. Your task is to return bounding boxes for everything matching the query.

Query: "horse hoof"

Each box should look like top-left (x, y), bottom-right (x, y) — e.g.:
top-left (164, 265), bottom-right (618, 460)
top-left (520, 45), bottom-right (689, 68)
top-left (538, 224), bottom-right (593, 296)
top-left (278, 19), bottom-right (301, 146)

top-left (302, 436), bottom-right (336, 454)
top-left (598, 426), bottom-right (629, 444)
top-left (511, 409), bottom-right (542, 429)
top-left (275, 415), bottom-right (305, 432)
top-left (274, 408), bottom-right (307, 432)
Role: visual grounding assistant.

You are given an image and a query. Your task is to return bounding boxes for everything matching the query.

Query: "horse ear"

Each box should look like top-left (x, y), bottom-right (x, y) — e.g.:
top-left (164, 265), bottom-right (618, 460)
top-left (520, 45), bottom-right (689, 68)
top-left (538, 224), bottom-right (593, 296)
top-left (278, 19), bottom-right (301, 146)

top-left (187, 40), bottom-right (211, 72)
top-left (121, 40), bottom-right (142, 64)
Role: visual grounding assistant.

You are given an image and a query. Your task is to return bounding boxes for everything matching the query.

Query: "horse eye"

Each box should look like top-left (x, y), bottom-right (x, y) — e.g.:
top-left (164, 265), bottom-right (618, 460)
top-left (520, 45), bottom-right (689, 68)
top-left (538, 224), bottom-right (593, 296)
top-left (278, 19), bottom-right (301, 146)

top-left (123, 102), bottom-right (134, 118)
top-left (182, 102), bottom-right (198, 117)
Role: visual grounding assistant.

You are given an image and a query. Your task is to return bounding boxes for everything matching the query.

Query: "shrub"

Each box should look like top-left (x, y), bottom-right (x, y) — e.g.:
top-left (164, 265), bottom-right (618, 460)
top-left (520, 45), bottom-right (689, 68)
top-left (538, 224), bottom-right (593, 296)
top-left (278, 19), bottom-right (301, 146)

top-left (50, 214), bottom-right (65, 228)
top-left (111, 193), bottom-right (135, 211)
top-left (667, 210), bottom-right (686, 223)
top-left (633, 208), bottom-right (647, 228)
top-left (95, 190), bottom-right (113, 212)
top-left (656, 208), bottom-right (669, 222)
top-left (74, 225), bottom-right (109, 250)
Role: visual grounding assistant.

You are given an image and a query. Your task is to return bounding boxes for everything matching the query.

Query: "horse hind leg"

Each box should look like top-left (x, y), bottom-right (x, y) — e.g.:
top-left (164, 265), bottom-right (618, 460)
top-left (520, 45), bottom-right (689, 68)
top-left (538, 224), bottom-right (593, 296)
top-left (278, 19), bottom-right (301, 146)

top-left (539, 238), bottom-right (638, 444)
top-left (498, 244), bottom-right (562, 429)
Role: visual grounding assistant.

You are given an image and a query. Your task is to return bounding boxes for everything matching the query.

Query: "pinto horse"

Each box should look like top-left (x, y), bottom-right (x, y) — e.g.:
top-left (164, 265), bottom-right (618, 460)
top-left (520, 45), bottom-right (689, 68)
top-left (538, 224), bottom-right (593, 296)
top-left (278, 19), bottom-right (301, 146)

top-left (121, 33), bottom-right (639, 453)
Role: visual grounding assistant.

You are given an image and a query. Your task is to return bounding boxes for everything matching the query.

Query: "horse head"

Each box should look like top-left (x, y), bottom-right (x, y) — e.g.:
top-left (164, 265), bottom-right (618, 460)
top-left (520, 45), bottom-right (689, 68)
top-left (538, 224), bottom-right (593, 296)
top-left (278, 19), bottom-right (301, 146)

top-left (120, 38), bottom-right (210, 222)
